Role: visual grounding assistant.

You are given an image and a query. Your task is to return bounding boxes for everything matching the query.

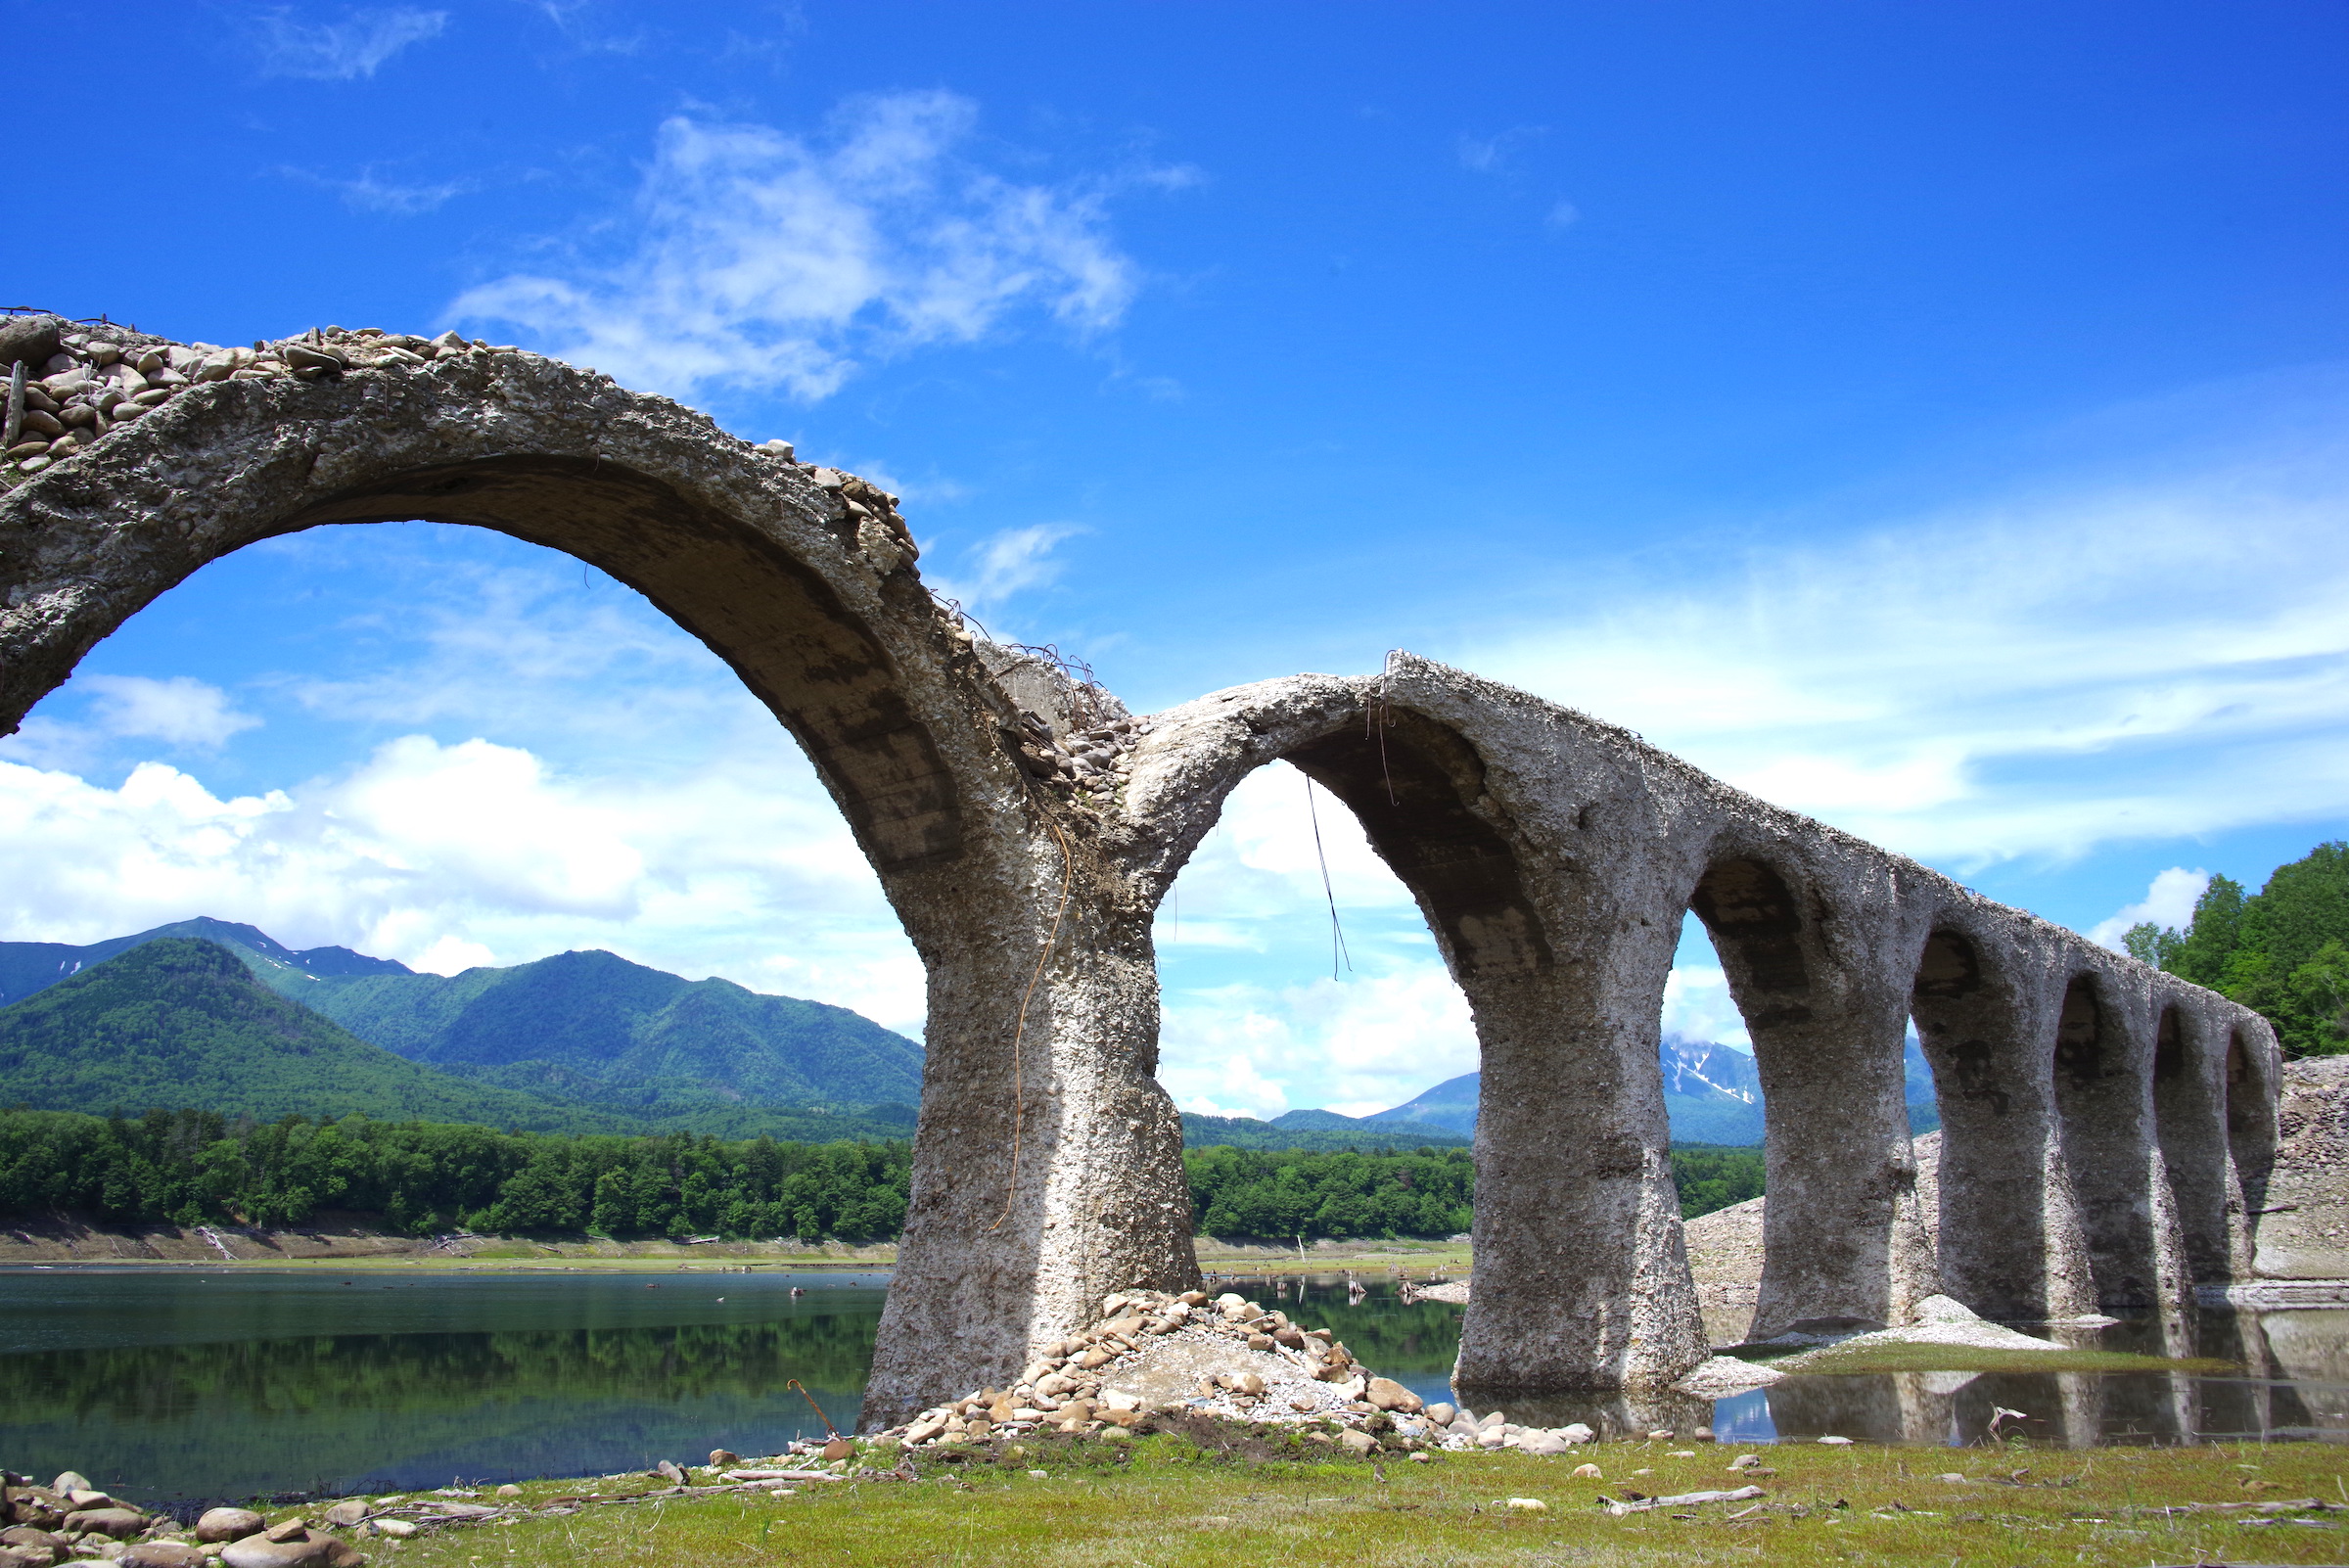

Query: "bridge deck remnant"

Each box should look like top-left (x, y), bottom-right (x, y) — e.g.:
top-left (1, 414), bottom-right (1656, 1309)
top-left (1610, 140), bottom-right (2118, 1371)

top-left (0, 315), bottom-right (2281, 1428)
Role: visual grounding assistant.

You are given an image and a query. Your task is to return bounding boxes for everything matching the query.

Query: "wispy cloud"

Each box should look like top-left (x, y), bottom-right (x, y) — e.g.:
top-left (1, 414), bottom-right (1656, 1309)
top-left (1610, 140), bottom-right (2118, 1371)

top-left (1451, 400), bottom-right (2349, 869)
top-left (1544, 200), bottom-right (1582, 229)
top-left (279, 165), bottom-right (476, 214)
top-left (1456, 125), bottom-right (1546, 174)
top-left (84, 676), bottom-right (260, 751)
top-left (926, 524), bottom-right (1082, 623)
top-left (254, 6), bottom-right (447, 79)
top-left (451, 92), bottom-right (1174, 401)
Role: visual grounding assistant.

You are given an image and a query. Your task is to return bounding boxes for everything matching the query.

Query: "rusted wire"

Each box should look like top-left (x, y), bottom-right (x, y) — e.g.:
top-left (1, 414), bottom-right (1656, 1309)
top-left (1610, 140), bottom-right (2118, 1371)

top-left (786, 1378), bottom-right (840, 1439)
top-left (1305, 772), bottom-right (1353, 980)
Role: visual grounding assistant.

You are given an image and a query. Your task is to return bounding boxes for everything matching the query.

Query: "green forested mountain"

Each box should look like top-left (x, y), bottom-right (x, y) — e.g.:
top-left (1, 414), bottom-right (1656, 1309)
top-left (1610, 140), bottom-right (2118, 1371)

top-left (2127, 841), bottom-right (2349, 1057)
top-left (0, 941), bottom-right (634, 1132)
top-left (296, 948), bottom-right (922, 1118)
top-left (0, 940), bottom-right (919, 1140)
top-left (0, 916), bottom-right (407, 1007)
top-left (0, 919), bottom-right (925, 1123)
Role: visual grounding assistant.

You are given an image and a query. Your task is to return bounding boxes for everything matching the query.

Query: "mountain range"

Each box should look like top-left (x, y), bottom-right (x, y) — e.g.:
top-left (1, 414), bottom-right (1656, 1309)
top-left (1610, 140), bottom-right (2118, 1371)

top-left (0, 918), bottom-right (1938, 1148)
top-left (0, 919), bottom-right (923, 1139)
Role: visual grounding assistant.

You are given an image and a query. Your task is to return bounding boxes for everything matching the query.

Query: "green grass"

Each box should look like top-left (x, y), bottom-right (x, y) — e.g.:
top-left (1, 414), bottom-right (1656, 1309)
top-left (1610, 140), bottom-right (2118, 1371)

top-left (325, 1429), bottom-right (2349, 1567)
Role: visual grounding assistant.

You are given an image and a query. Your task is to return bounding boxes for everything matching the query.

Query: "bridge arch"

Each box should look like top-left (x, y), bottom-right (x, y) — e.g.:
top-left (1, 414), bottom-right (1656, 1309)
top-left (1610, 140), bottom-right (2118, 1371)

top-left (0, 331), bottom-right (1201, 1428)
top-left (1686, 850), bottom-right (1931, 1337)
top-left (1908, 922), bottom-right (2089, 1317)
top-left (1128, 677), bottom-right (1709, 1403)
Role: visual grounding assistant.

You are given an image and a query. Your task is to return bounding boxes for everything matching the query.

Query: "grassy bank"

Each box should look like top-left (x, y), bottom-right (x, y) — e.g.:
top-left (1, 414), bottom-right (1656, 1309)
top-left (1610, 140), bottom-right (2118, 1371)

top-left (328, 1432), bottom-right (2349, 1568)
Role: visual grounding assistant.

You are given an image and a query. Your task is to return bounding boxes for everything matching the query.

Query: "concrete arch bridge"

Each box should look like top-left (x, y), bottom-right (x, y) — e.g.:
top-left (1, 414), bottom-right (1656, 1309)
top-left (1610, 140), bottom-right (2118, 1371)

top-left (0, 315), bottom-right (2280, 1427)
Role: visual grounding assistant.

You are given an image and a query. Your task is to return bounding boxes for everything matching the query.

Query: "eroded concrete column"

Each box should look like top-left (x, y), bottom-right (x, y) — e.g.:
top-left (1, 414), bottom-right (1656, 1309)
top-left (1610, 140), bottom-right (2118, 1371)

top-left (1453, 895), bottom-right (1712, 1395)
top-left (862, 852), bottom-right (1200, 1428)
top-left (2050, 971), bottom-right (2184, 1309)
top-left (1693, 856), bottom-right (1936, 1338)
top-left (1911, 927), bottom-right (2098, 1320)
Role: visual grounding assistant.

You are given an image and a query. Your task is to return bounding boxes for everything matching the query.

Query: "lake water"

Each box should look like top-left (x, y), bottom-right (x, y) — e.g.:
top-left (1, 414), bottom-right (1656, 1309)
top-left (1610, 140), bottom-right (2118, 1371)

top-left (2, 1267), bottom-right (2342, 1505)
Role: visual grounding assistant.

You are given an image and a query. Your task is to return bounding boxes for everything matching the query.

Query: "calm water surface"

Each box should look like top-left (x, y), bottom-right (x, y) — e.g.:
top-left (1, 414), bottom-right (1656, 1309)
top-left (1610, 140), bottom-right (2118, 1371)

top-left (2, 1268), bottom-right (2342, 1504)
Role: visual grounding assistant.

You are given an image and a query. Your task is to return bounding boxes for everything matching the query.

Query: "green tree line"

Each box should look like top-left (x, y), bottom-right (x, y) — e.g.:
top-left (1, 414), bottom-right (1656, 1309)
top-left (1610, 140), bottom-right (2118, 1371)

top-left (2125, 841), bottom-right (2349, 1058)
top-left (0, 1108), bottom-right (1766, 1238)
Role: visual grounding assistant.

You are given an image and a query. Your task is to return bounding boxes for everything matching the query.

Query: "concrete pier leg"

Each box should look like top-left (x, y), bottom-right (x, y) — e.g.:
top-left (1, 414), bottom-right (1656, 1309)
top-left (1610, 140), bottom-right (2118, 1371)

top-left (1693, 857), bottom-right (1936, 1337)
top-left (860, 890), bottom-right (1199, 1429)
top-left (1452, 898), bottom-right (1711, 1396)
top-left (1911, 930), bottom-right (2098, 1320)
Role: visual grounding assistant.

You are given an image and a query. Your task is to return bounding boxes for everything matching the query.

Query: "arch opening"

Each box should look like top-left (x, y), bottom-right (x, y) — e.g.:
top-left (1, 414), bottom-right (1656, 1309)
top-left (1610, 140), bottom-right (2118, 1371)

top-left (1909, 928), bottom-right (2056, 1319)
top-left (2224, 1028), bottom-right (2276, 1197)
top-left (1689, 854), bottom-right (1922, 1337)
top-left (2051, 974), bottom-right (2161, 1307)
top-left (2151, 1005), bottom-right (2231, 1281)
top-left (0, 517), bottom-right (938, 1120)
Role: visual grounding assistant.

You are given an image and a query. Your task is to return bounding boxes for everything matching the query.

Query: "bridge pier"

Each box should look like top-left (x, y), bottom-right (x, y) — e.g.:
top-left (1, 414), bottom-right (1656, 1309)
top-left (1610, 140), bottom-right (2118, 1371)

top-left (1692, 856), bottom-right (1938, 1339)
top-left (1452, 888), bottom-right (1711, 1397)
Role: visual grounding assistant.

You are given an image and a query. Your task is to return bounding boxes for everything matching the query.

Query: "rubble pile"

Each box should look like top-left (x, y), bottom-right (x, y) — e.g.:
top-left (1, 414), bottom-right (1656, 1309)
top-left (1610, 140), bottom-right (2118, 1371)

top-left (870, 1287), bottom-right (1683, 1459)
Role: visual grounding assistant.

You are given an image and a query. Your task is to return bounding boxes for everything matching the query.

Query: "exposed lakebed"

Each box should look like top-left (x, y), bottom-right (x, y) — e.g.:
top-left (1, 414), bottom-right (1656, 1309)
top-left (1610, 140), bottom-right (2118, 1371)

top-left (0, 1268), bottom-right (2341, 1504)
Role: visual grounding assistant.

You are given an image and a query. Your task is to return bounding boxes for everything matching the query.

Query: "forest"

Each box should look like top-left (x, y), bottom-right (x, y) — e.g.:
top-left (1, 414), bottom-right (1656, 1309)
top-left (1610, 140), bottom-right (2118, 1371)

top-left (2125, 840), bottom-right (2349, 1057)
top-left (0, 1109), bottom-right (1767, 1239)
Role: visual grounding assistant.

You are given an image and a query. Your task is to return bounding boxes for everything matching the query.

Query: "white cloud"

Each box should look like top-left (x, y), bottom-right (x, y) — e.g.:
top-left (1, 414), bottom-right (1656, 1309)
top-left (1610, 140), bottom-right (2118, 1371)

top-left (450, 93), bottom-right (1162, 402)
top-left (1452, 416), bottom-right (2349, 871)
top-left (1544, 200), bottom-right (1582, 229)
top-left (281, 166), bottom-right (476, 215)
top-left (80, 676), bottom-right (260, 751)
top-left (926, 524), bottom-right (1084, 626)
top-left (2087, 866), bottom-right (2212, 951)
top-left (255, 7), bottom-right (447, 79)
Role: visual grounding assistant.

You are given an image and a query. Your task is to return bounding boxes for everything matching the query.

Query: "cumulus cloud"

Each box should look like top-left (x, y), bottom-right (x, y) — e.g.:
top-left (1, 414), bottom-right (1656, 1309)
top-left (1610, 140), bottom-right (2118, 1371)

top-left (450, 93), bottom-right (1161, 402)
top-left (0, 735), bottom-right (926, 1033)
top-left (2087, 866), bottom-right (2213, 951)
top-left (254, 7), bottom-right (447, 79)
top-left (1451, 417), bottom-right (2349, 870)
top-left (79, 676), bottom-right (260, 751)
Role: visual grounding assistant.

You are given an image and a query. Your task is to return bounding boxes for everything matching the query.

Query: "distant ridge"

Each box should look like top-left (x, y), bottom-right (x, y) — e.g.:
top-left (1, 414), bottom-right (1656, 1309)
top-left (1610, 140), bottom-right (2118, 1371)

top-left (0, 916), bottom-right (411, 1008)
top-left (0, 918), bottom-right (923, 1136)
top-left (0, 939), bottom-right (633, 1130)
top-left (1275, 1033), bottom-right (1942, 1148)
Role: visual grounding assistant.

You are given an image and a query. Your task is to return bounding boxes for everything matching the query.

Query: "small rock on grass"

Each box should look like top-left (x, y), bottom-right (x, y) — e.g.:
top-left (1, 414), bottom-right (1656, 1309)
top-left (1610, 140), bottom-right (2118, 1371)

top-left (196, 1509), bottom-right (263, 1544)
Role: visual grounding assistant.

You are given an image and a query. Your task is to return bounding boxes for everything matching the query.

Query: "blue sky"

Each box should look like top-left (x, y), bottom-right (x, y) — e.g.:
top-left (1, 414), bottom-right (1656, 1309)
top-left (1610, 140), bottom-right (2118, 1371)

top-left (5, 2), bottom-right (2347, 1117)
